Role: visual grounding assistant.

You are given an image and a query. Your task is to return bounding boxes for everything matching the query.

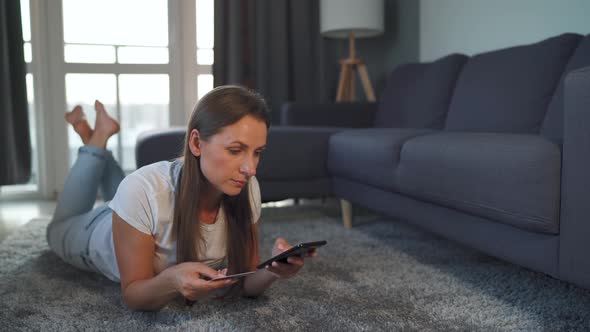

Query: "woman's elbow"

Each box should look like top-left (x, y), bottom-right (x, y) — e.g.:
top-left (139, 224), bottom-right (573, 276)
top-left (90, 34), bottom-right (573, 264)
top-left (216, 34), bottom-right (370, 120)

top-left (122, 295), bottom-right (162, 312)
top-left (242, 288), bottom-right (265, 299)
top-left (121, 287), bottom-right (163, 312)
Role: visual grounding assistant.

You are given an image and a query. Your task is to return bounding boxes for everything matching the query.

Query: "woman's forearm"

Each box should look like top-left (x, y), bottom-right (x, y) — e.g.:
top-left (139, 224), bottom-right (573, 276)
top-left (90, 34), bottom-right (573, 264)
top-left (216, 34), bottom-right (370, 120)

top-left (122, 269), bottom-right (179, 311)
top-left (242, 269), bottom-right (279, 297)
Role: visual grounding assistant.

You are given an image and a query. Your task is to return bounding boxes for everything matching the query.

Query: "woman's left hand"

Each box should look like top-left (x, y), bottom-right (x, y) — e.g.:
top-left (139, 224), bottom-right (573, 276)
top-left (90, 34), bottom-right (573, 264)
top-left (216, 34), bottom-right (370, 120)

top-left (265, 237), bottom-right (314, 279)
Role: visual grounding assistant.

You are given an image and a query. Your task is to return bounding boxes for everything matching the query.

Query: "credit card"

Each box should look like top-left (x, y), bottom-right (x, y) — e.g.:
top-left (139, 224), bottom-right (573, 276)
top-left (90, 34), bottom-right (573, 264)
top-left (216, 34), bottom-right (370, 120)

top-left (210, 271), bottom-right (256, 281)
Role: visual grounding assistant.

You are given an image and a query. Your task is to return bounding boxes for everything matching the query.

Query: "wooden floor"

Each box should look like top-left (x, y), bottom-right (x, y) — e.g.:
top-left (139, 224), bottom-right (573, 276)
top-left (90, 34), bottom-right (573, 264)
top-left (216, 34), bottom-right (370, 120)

top-left (0, 200), bottom-right (56, 243)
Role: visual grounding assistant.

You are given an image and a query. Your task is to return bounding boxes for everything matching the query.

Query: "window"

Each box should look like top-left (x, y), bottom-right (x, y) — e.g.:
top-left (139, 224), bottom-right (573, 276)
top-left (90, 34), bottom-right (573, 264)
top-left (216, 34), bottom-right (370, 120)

top-left (2, 0), bottom-right (214, 198)
top-left (196, 0), bottom-right (214, 98)
top-left (196, 0), bottom-right (214, 65)
top-left (62, 0), bottom-right (171, 170)
top-left (62, 0), bottom-right (169, 64)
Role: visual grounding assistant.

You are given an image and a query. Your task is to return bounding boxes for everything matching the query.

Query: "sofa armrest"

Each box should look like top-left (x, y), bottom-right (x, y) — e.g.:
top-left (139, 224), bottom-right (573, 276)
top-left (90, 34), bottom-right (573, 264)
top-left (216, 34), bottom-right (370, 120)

top-left (135, 127), bottom-right (185, 168)
top-left (256, 126), bottom-right (340, 201)
top-left (257, 126), bottom-right (341, 180)
top-left (134, 126), bottom-right (339, 201)
top-left (560, 66), bottom-right (590, 289)
top-left (280, 102), bottom-right (377, 127)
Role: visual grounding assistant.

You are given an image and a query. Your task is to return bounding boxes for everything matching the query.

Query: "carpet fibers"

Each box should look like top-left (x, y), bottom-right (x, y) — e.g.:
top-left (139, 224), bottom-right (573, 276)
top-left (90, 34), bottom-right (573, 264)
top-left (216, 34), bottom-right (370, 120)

top-left (1, 204), bottom-right (590, 331)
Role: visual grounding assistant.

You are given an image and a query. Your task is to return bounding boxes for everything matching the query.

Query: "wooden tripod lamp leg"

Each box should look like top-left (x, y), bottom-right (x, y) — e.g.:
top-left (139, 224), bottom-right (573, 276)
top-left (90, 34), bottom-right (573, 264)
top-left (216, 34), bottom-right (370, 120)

top-left (340, 64), bottom-right (355, 102)
top-left (357, 63), bottom-right (376, 102)
top-left (349, 66), bottom-right (356, 101)
top-left (341, 65), bottom-right (351, 101)
top-left (336, 63), bottom-right (347, 102)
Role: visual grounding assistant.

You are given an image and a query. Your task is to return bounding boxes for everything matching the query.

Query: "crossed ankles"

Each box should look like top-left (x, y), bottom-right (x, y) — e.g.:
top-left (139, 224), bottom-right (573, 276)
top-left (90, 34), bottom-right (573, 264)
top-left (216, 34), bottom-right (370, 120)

top-left (65, 100), bottom-right (120, 149)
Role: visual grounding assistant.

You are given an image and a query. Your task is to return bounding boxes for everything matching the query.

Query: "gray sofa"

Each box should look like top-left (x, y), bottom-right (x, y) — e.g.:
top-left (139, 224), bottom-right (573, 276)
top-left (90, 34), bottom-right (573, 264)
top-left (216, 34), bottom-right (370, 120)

top-left (135, 33), bottom-right (590, 290)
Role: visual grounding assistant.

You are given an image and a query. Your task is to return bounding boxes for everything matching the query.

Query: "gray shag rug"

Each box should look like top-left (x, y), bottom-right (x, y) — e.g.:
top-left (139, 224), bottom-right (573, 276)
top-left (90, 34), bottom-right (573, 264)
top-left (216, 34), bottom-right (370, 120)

top-left (1, 203), bottom-right (590, 331)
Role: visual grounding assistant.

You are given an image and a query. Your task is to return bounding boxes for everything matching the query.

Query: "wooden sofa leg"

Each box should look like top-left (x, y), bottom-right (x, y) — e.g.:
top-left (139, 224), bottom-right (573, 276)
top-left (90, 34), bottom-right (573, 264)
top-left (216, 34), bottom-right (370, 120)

top-left (340, 199), bottom-right (353, 229)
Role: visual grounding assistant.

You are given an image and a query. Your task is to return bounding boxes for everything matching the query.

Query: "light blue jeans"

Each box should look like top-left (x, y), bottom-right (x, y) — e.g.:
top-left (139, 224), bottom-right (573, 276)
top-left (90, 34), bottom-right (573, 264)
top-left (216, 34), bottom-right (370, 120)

top-left (46, 145), bottom-right (125, 272)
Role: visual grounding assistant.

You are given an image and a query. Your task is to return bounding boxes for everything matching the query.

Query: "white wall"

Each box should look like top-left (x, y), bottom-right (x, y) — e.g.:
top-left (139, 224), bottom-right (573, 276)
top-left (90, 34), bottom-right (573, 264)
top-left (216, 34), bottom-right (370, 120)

top-left (419, 0), bottom-right (590, 61)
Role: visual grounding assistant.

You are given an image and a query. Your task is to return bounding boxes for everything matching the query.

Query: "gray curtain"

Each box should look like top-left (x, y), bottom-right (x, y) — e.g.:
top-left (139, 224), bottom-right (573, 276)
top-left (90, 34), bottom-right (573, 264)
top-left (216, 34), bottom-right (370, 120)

top-left (0, 0), bottom-right (31, 185)
top-left (214, 0), bottom-right (330, 124)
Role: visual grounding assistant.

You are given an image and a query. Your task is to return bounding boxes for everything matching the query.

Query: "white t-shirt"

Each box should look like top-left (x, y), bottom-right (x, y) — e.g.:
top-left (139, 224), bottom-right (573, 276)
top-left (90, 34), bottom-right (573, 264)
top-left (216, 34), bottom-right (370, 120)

top-left (88, 160), bottom-right (261, 282)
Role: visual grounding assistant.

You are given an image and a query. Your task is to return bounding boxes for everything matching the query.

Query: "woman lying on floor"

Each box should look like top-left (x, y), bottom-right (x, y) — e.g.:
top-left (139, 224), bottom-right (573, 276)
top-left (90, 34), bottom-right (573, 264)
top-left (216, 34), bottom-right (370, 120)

top-left (46, 85), bottom-right (316, 311)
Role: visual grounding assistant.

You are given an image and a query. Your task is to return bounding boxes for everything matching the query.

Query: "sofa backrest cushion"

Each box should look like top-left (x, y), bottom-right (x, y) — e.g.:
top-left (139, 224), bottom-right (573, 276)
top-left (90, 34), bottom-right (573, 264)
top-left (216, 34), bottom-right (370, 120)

top-left (375, 54), bottom-right (467, 129)
top-left (444, 33), bottom-right (581, 134)
top-left (541, 34), bottom-right (590, 145)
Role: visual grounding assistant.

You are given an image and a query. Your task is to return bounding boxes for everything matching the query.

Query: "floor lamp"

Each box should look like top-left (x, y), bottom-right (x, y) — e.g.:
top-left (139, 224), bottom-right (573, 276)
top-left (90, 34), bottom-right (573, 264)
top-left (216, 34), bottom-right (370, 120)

top-left (320, 0), bottom-right (384, 102)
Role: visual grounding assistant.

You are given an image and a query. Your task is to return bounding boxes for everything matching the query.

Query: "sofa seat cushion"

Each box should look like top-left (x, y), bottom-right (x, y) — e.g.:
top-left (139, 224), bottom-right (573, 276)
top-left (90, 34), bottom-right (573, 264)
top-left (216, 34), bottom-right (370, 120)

top-left (396, 132), bottom-right (561, 234)
top-left (328, 128), bottom-right (435, 191)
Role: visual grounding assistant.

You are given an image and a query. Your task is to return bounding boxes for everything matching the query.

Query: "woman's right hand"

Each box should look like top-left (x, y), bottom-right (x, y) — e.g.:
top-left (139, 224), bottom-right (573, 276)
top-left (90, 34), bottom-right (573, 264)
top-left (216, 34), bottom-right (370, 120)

top-left (167, 262), bottom-right (236, 301)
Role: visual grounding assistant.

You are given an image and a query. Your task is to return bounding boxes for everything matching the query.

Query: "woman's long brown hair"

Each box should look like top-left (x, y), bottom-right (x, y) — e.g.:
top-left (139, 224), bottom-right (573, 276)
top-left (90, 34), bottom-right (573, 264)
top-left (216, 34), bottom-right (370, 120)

top-left (173, 85), bottom-right (270, 281)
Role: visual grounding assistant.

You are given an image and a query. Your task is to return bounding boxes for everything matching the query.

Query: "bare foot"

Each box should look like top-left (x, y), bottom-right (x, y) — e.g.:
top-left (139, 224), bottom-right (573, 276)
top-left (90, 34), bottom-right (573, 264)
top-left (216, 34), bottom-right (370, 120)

top-left (87, 100), bottom-right (120, 149)
top-left (64, 105), bottom-right (93, 144)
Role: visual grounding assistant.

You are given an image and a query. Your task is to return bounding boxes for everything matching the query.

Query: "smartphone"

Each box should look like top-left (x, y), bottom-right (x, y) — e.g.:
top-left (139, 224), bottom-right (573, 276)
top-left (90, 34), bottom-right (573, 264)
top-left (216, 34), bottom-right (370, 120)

top-left (256, 240), bottom-right (327, 269)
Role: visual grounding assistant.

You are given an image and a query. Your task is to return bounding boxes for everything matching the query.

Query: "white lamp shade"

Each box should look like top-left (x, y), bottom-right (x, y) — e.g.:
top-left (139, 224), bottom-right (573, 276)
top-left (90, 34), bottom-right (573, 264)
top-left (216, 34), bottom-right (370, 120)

top-left (320, 0), bottom-right (384, 38)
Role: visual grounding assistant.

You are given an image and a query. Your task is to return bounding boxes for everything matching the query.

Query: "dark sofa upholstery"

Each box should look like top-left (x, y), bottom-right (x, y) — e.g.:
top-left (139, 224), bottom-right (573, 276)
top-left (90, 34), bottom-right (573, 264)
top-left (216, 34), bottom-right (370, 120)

top-left (135, 33), bottom-right (590, 290)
